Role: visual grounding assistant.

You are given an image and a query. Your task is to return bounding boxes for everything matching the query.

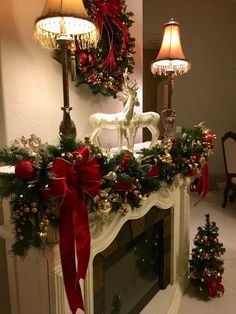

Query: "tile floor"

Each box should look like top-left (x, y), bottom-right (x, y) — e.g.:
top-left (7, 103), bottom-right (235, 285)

top-left (178, 186), bottom-right (236, 314)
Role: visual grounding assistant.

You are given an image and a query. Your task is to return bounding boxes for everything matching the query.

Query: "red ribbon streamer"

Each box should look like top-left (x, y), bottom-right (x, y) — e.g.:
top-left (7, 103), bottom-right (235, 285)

top-left (42, 147), bottom-right (101, 313)
top-left (197, 163), bottom-right (209, 198)
top-left (194, 163), bottom-right (209, 205)
top-left (94, 0), bottom-right (129, 69)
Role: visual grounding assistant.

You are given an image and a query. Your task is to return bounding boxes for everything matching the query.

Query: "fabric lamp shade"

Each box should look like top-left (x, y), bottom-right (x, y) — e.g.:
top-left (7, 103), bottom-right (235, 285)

top-left (34, 0), bottom-right (98, 49)
top-left (151, 18), bottom-right (190, 76)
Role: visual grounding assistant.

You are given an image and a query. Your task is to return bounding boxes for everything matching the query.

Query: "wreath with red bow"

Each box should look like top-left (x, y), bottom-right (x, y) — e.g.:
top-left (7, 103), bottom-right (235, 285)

top-left (75, 0), bottom-right (135, 97)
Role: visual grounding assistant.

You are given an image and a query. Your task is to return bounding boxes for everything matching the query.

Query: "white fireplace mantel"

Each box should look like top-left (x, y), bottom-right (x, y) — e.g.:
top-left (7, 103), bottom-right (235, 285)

top-left (0, 176), bottom-right (191, 314)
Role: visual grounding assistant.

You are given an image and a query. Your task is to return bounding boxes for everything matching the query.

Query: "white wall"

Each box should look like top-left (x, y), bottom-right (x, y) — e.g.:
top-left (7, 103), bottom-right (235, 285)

top-left (0, 1), bottom-right (143, 313)
top-left (0, 0), bottom-right (143, 148)
top-left (144, 0), bottom-right (236, 178)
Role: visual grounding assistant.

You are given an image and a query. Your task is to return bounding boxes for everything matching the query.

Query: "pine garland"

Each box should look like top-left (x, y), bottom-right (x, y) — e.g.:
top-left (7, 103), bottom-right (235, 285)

top-left (0, 123), bottom-right (215, 256)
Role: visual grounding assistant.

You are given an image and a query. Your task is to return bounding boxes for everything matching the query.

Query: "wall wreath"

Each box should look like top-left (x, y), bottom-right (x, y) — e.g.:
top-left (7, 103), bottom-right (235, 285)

top-left (72, 0), bottom-right (135, 97)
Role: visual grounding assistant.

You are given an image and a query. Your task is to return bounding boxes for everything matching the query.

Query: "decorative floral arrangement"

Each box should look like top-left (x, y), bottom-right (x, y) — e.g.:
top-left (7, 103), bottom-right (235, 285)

top-left (0, 122), bottom-right (215, 313)
top-left (73, 0), bottom-right (135, 97)
top-left (0, 122), bottom-right (215, 257)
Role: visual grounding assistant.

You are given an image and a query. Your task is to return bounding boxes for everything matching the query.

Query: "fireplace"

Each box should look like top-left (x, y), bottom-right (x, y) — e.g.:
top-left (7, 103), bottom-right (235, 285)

top-left (0, 178), bottom-right (191, 314)
top-left (93, 207), bottom-right (171, 314)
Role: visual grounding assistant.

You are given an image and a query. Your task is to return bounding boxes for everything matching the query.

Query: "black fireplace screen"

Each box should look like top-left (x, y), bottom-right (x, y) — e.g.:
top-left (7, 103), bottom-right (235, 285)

top-left (93, 207), bottom-right (171, 314)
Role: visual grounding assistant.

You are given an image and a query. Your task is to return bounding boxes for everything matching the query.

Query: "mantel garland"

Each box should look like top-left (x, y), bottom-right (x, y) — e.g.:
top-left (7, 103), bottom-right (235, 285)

top-left (70, 0), bottom-right (135, 97)
top-left (0, 122), bottom-right (215, 257)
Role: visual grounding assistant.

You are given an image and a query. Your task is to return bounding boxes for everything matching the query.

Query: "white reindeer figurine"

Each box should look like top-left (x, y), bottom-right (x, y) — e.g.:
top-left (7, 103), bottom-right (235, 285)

top-left (128, 112), bottom-right (160, 150)
top-left (89, 70), bottom-right (140, 149)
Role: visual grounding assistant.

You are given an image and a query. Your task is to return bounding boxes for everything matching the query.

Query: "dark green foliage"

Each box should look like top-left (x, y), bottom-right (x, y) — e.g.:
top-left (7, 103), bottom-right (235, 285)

top-left (0, 146), bottom-right (33, 165)
top-left (110, 294), bottom-right (122, 314)
top-left (0, 123), bottom-right (215, 256)
top-left (189, 214), bottom-right (225, 297)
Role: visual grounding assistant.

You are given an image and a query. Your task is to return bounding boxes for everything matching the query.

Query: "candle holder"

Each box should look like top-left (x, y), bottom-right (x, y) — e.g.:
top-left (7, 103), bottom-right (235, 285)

top-left (161, 108), bottom-right (176, 140)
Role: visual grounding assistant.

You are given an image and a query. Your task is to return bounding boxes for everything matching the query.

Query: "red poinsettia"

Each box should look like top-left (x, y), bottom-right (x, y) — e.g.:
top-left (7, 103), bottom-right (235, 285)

top-left (146, 164), bottom-right (160, 177)
top-left (115, 180), bottom-right (132, 191)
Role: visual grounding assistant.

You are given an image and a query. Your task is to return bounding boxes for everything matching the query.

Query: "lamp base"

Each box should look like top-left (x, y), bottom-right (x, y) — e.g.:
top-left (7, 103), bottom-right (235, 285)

top-left (161, 108), bottom-right (176, 140)
top-left (59, 107), bottom-right (77, 139)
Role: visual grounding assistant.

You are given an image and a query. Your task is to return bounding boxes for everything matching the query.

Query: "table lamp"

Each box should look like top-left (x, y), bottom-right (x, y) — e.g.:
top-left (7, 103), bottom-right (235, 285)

top-left (34, 0), bottom-right (99, 138)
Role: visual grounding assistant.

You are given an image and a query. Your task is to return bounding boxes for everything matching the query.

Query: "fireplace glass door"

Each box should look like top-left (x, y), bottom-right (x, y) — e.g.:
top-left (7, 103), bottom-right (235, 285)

top-left (93, 207), bottom-right (171, 314)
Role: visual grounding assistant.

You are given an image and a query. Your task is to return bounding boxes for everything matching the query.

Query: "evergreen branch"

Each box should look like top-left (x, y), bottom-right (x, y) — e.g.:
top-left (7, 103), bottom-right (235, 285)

top-left (0, 147), bottom-right (33, 166)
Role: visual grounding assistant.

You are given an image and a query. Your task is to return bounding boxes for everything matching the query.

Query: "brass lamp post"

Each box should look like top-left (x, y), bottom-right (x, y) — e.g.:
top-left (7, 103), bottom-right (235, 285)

top-left (34, 0), bottom-right (98, 138)
top-left (151, 18), bottom-right (190, 137)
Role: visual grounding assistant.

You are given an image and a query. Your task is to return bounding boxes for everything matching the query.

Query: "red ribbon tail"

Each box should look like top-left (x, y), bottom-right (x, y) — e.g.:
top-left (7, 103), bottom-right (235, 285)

top-left (104, 48), bottom-right (116, 70)
top-left (194, 163), bottom-right (209, 206)
top-left (74, 190), bottom-right (91, 281)
top-left (95, 12), bottom-right (103, 35)
top-left (59, 200), bottom-right (85, 313)
top-left (113, 17), bottom-right (129, 44)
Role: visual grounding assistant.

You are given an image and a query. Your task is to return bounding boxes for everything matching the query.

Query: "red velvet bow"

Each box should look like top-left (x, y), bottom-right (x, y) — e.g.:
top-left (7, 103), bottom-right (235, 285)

top-left (94, 0), bottom-right (128, 69)
top-left (205, 276), bottom-right (224, 297)
top-left (42, 147), bottom-right (101, 313)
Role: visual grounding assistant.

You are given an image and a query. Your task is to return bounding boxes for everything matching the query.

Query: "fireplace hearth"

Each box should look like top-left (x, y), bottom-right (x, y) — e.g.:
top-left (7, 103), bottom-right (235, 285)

top-left (93, 207), bottom-right (171, 314)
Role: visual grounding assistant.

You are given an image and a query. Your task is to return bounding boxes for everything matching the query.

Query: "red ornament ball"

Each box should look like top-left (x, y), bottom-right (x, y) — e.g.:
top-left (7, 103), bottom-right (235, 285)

top-left (82, 66), bottom-right (88, 73)
top-left (188, 167), bottom-right (197, 177)
top-left (204, 134), bottom-right (213, 143)
top-left (78, 51), bottom-right (88, 65)
top-left (15, 160), bottom-right (37, 181)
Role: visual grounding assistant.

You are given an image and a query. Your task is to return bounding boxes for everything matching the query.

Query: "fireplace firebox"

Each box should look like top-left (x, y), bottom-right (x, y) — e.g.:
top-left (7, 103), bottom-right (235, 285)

top-left (93, 206), bottom-right (171, 314)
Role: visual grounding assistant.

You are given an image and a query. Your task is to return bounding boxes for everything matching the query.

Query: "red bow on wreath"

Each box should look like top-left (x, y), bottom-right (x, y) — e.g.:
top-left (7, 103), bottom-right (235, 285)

top-left (42, 147), bottom-right (101, 313)
top-left (204, 276), bottom-right (225, 297)
top-left (94, 0), bottom-right (128, 70)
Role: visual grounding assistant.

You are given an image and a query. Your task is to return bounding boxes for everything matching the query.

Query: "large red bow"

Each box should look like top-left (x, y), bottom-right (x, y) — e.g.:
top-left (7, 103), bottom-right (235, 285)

top-left (42, 147), bottom-right (101, 313)
top-left (94, 0), bottom-right (128, 69)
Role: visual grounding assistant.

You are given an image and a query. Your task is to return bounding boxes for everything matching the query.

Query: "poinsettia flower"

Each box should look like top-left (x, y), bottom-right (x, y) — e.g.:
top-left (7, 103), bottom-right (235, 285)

top-left (115, 180), bottom-right (133, 191)
top-left (146, 164), bottom-right (160, 177)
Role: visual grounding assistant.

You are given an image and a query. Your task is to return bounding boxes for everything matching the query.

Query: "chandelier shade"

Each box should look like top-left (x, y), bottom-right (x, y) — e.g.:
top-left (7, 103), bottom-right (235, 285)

top-left (34, 0), bottom-right (99, 50)
top-left (151, 18), bottom-right (190, 76)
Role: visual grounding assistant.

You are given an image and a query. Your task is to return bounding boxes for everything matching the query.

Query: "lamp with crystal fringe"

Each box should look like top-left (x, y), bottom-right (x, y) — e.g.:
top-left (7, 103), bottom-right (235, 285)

top-left (34, 0), bottom-right (99, 138)
top-left (151, 18), bottom-right (190, 138)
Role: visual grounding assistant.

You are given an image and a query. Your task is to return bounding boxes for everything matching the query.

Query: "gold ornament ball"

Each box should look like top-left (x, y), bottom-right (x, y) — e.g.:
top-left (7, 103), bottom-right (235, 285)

top-left (24, 207), bottom-right (30, 213)
top-left (75, 153), bottom-right (83, 161)
top-left (32, 207), bottom-right (38, 213)
top-left (66, 153), bottom-right (73, 159)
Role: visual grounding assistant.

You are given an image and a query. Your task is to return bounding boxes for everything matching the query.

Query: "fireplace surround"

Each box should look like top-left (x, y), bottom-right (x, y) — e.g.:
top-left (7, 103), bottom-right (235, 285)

top-left (0, 176), bottom-right (191, 314)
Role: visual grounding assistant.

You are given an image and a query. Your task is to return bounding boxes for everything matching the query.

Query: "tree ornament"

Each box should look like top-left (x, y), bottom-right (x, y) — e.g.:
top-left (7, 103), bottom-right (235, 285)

top-left (15, 160), bottom-right (37, 181)
top-left (78, 51), bottom-right (88, 65)
top-left (82, 66), bottom-right (88, 73)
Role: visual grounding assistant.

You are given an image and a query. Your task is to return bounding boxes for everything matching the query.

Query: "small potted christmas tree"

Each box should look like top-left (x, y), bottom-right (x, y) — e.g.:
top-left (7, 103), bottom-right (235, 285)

top-left (189, 214), bottom-right (225, 297)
